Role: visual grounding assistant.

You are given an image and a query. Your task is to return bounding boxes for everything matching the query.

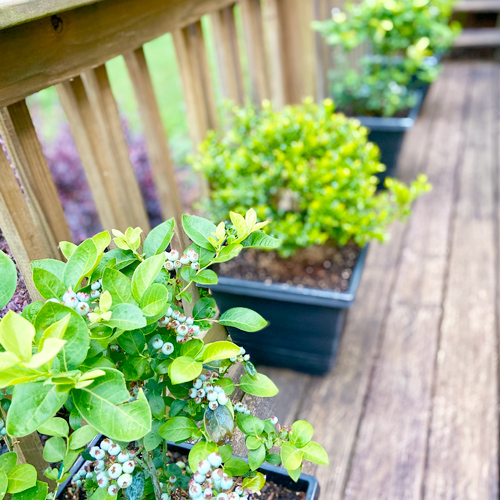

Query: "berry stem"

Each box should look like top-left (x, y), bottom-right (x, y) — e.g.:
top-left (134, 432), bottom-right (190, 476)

top-left (140, 443), bottom-right (163, 499)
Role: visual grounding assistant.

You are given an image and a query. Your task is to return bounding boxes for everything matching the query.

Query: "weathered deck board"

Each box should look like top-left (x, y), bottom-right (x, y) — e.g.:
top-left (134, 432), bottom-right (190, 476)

top-left (422, 63), bottom-right (499, 500)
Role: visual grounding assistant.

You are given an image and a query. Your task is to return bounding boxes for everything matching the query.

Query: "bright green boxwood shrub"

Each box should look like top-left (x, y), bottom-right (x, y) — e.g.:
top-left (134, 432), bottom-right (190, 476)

top-left (192, 99), bottom-right (431, 257)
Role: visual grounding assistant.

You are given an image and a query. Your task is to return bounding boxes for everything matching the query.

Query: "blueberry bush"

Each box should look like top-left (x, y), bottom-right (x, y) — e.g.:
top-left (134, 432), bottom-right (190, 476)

top-left (0, 210), bottom-right (327, 499)
top-left (313, 0), bottom-right (461, 116)
top-left (192, 99), bottom-right (431, 257)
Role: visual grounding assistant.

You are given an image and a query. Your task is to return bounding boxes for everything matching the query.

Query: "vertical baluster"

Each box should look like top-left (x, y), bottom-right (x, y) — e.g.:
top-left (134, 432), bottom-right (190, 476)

top-left (0, 100), bottom-right (72, 257)
top-left (240, 0), bottom-right (271, 105)
top-left (211, 5), bottom-right (246, 105)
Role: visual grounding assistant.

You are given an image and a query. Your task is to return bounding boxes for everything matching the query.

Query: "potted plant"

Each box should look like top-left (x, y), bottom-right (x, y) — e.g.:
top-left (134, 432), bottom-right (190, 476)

top-left (313, 0), bottom-right (460, 180)
top-left (0, 211), bottom-right (327, 499)
top-left (191, 99), bottom-right (430, 375)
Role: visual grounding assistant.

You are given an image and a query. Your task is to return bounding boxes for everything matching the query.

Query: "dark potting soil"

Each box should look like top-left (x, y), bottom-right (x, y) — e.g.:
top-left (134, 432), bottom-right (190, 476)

top-left (215, 244), bottom-right (361, 292)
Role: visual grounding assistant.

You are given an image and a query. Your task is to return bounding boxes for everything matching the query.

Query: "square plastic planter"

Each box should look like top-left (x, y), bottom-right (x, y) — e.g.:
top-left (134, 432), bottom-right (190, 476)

top-left (357, 90), bottom-right (423, 186)
top-left (209, 245), bottom-right (369, 376)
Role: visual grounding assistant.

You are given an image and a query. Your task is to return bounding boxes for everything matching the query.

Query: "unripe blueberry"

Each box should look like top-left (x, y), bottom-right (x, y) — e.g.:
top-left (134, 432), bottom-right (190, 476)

top-left (191, 262), bottom-right (200, 270)
top-left (197, 459), bottom-right (211, 475)
top-left (169, 475), bottom-right (177, 484)
top-left (165, 307), bottom-right (173, 317)
top-left (193, 378), bottom-right (203, 389)
top-left (108, 484), bottom-right (119, 495)
top-left (229, 357), bottom-right (237, 362)
top-left (75, 479), bottom-right (82, 487)
top-left (239, 347), bottom-right (246, 355)
top-left (197, 388), bottom-right (205, 398)
top-left (207, 390), bottom-right (217, 402)
top-left (217, 393), bottom-right (229, 406)
top-left (180, 255), bottom-right (190, 265)
top-left (171, 320), bottom-right (180, 329)
top-left (228, 493), bottom-right (240, 500)
top-left (178, 313), bottom-right (187, 323)
top-left (0, 428), bottom-right (6, 436)
top-left (190, 253), bottom-right (199, 263)
top-left (165, 261), bottom-right (174, 271)
top-left (161, 494), bottom-right (170, 500)
top-left (108, 463), bottom-right (122, 479)
top-left (189, 388), bottom-right (198, 398)
top-left (174, 260), bottom-right (182, 269)
top-left (162, 342), bottom-right (174, 355)
top-left (271, 416), bottom-right (279, 425)
top-left (94, 448), bottom-right (106, 460)
top-left (100, 438), bottom-right (112, 451)
top-left (204, 488), bottom-right (214, 499)
top-left (189, 483), bottom-right (203, 498)
top-left (205, 384), bottom-right (213, 392)
top-left (193, 472), bottom-right (205, 483)
top-left (172, 310), bottom-right (180, 319)
top-left (216, 493), bottom-right (228, 500)
top-left (91, 281), bottom-right (101, 291)
top-left (97, 475), bottom-right (109, 488)
top-left (96, 471), bottom-right (107, 481)
top-left (108, 443), bottom-right (121, 456)
top-left (194, 396), bottom-right (201, 404)
top-left (207, 453), bottom-right (223, 469)
top-left (234, 486), bottom-right (244, 495)
top-left (192, 325), bottom-right (201, 336)
top-left (0, 421), bottom-right (4, 430)
top-left (63, 290), bottom-right (77, 301)
top-left (152, 338), bottom-right (164, 349)
top-left (177, 324), bottom-right (189, 336)
top-left (220, 474), bottom-right (233, 490)
top-left (186, 317), bottom-right (194, 326)
top-left (64, 296), bottom-right (79, 309)
top-left (117, 451), bottom-right (129, 463)
top-left (159, 317), bottom-right (169, 327)
top-left (86, 472), bottom-right (93, 480)
top-left (243, 354), bottom-right (250, 361)
top-left (169, 250), bottom-right (179, 261)
top-left (214, 386), bottom-right (224, 394)
top-left (244, 408), bottom-right (251, 415)
top-left (77, 292), bottom-right (90, 302)
top-left (95, 459), bottom-right (105, 471)
top-left (122, 460), bottom-right (135, 474)
top-left (117, 473), bottom-right (133, 488)
top-left (90, 290), bottom-right (101, 299)
top-left (75, 302), bottom-right (89, 316)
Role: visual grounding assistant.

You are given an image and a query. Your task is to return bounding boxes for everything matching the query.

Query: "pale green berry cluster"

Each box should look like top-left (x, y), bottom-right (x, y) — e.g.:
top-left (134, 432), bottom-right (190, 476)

top-left (188, 374), bottom-right (229, 411)
top-left (49, 279), bottom-right (103, 318)
top-left (158, 307), bottom-right (201, 343)
top-left (164, 248), bottom-right (200, 271)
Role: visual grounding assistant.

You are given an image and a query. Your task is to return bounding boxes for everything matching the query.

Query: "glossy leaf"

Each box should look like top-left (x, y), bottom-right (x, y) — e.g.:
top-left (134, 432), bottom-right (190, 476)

top-left (242, 472), bottom-right (266, 492)
top-left (0, 252), bottom-right (17, 310)
top-left (7, 464), bottom-right (37, 494)
top-left (224, 457), bottom-right (249, 476)
top-left (106, 304), bottom-right (147, 331)
top-left (158, 416), bottom-right (197, 443)
top-left (219, 308), bottom-right (268, 332)
top-left (0, 312), bottom-right (34, 362)
top-left (68, 425), bottom-right (99, 450)
top-left (11, 481), bottom-right (48, 500)
top-left (63, 239), bottom-right (99, 288)
top-left (102, 268), bottom-right (135, 305)
top-left (169, 357), bottom-right (203, 385)
top-left (188, 440), bottom-right (217, 471)
top-left (131, 254), bottom-right (165, 301)
top-left (239, 373), bottom-right (279, 397)
top-left (182, 215), bottom-right (216, 251)
top-left (42, 437), bottom-right (66, 463)
top-left (140, 283), bottom-right (169, 317)
top-left (301, 441), bottom-right (329, 465)
top-left (32, 268), bottom-right (66, 300)
top-left (290, 420), bottom-right (314, 448)
top-left (37, 417), bottom-right (69, 437)
top-left (202, 341), bottom-right (240, 363)
top-left (143, 218), bottom-right (175, 257)
top-left (204, 405), bottom-right (234, 445)
top-left (281, 443), bottom-right (303, 471)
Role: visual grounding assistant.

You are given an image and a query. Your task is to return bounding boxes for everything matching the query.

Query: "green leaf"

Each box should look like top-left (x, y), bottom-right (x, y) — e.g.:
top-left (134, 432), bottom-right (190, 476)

top-left (0, 453), bottom-right (17, 475)
top-left (202, 341), bottom-right (240, 363)
top-left (68, 425), bottom-right (98, 450)
top-left (11, 481), bottom-right (48, 500)
top-left (281, 443), bottom-right (303, 471)
top-left (7, 382), bottom-right (68, 437)
top-left (0, 470), bottom-right (7, 500)
top-left (180, 339), bottom-right (204, 359)
top-left (32, 268), bottom-right (66, 300)
top-left (38, 314), bottom-right (70, 351)
top-left (37, 417), bottom-right (69, 437)
top-left (0, 311), bottom-right (34, 362)
top-left (102, 268), bottom-right (135, 305)
top-left (169, 357), bottom-right (203, 385)
top-left (217, 377), bottom-right (235, 395)
top-left (23, 338), bottom-right (66, 369)
top-left (117, 331), bottom-right (146, 356)
top-left (182, 215), bottom-right (217, 251)
top-left (241, 231), bottom-right (280, 249)
top-left (63, 449), bottom-right (80, 473)
top-left (72, 368), bottom-right (151, 441)
top-left (301, 441), bottom-right (329, 465)
top-left (143, 420), bottom-right (163, 452)
top-left (192, 270), bottom-right (218, 285)
top-left (59, 241), bottom-right (77, 260)
top-left (242, 472), bottom-right (266, 492)
top-left (21, 302), bottom-right (43, 323)
top-left (224, 457), bottom-right (249, 476)
top-left (218, 444), bottom-right (232, 462)
top-left (63, 239), bottom-right (99, 288)
top-left (266, 453), bottom-right (281, 466)
top-left (106, 304), bottom-right (147, 331)
top-left (143, 218), bottom-right (175, 258)
top-left (140, 283), bottom-right (169, 317)
top-left (287, 464), bottom-right (302, 482)
top-left (290, 420), bottom-right (314, 448)
top-left (246, 436), bottom-right (262, 450)
top-left (158, 416), bottom-right (197, 443)
top-left (193, 297), bottom-right (217, 320)
top-left (230, 211), bottom-right (248, 238)
top-left (236, 414), bottom-right (264, 436)
top-left (0, 251), bottom-right (17, 309)
top-left (188, 440), bottom-right (217, 471)
top-left (7, 464), bottom-right (37, 494)
top-left (131, 254), bottom-right (165, 301)
top-left (35, 303), bottom-right (89, 371)
top-left (248, 444), bottom-right (266, 471)
top-left (204, 405), bottom-right (234, 445)
top-left (92, 231), bottom-right (111, 254)
top-left (239, 373), bottom-right (279, 397)
top-left (42, 436), bottom-right (66, 463)
top-left (212, 244), bottom-right (243, 263)
top-left (219, 308), bottom-right (268, 332)
top-left (31, 259), bottom-right (65, 280)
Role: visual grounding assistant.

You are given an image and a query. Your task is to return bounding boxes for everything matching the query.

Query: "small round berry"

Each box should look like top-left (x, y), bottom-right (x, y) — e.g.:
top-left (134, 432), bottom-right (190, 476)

top-left (177, 324), bottom-right (189, 336)
top-left (216, 493), bottom-right (228, 500)
top-left (186, 317), bottom-right (194, 326)
top-left (100, 438), bottom-right (112, 451)
top-left (174, 260), bottom-right (182, 269)
top-left (191, 262), bottom-right (200, 270)
top-left (169, 475), bottom-right (177, 484)
top-left (189, 388), bottom-right (198, 398)
top-left (172, 310), bottom-right (180, 319)
top-left (207, 452), bottom-right (223, 468)
top-left (0, 428), bottom-right (6, 436)
top-left (180, 254), bottom-right (190, 265)
top-left (95, 459), bottom-right (105, 470)
top-left (97, 475), bottom-right (109, 488)
top-left (228, 493), bottom-right (240, 500)
top-left (91, 281), bottom-right (101, 291)
top-left (162, 342), bottom-right (174, 355)
top-left (271, 416), bottom-right (279, 425)
top-left (234, 486), bottom-right (244, 496)
top-left (197, 388), bottom-right (206, 398)
top-left (108, 484), bottom-right (119, 495)
top-left (90, 290), bottom-right (101, 299)
top-left (207, 390), bottom-right (217, 402)
top-left (171, 320), bottom-right (180, 329)
top-left (165, 261), bottom-right (174, 271)
top-left (108, 443), bottom-right (121, 456)
top-left (229, 356), bottom-right (237, 362)
top-left (63, 290), bottom-right (77, 301)
top-left (122, 460), bottom-right (135, 474)
top-left (189, 483), bottom-right (203, 498)
top-left (190, 252), bottom-right (199, 263)
top-left (217, 393), bottom-right (229, 406)
top-left (220, 474), bottom-right (233, 490)
top-left (159, 317), bottom-right (169, 327)
top-left (75, 302), bottom-right (90, 316)
top-left (194, 396), bottom-right (202, 404)
top-left (239, 347), bottom-right (246, 355)
top-left (86, 472), bottom-right (93, 480)
top-left (193, 378), bottom-right (203, 389)
top-left (152, 338), bottom-right (164, 349)
top-left (64, 296), bottom-right (79, 309)
top-left (75, 479), bottom-right (82, 487)
top-left (77, 292), bottom-right (90, 302)
top-left (214, 385), bottom-right (224, 394)
top-left (117, 473), bottom-right (133, 488)
top-left (108, 463), bottom-right (122, 479)
top-left (203, 488), bottom-right (214, 499)
top-left (178, 314), bottom-right (187, 323)
top-left (197, 459), bottom-right (211, 475)
top-left (96, 471), bottom-right (107, 481)
top-left (193, 472), bottom-right (205, 483)
top-left (93, 448), bottom-right (106, 460)
top-left (192, 325), bottom-right (201, 336)
top-left (243, 354), bottom-right (250, 361)
top-left (165, 307), bottom-right (173, 317)
top-left (117, 451), bottom-right (129, 463)
top-left (161, 494), bottom-right (170, 500)
top-left (169, 250), bottom-right (179, 261)
top-left (205, 384), bottom-right (213, 392)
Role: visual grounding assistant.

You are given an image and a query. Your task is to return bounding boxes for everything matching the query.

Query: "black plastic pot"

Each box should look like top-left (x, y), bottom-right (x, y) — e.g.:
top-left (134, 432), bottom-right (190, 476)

top-left (357, 90), bottom-right (423, 186)
top-left (209, 245), bottom-right (369, 375)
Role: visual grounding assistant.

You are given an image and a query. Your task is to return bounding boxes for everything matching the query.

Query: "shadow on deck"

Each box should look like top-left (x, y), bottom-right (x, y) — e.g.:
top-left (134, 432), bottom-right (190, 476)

top-left (242, 61), bottom-right (499, 500)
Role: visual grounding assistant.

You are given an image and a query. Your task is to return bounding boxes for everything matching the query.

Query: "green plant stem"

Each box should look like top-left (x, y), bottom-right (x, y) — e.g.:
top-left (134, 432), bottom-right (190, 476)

top-left (142, 448), bottom-right (163, 499)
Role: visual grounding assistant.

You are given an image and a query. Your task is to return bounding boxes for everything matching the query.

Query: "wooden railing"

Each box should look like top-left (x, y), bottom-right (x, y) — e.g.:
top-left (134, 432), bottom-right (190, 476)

top-left (0, 0), bottom-right (340, 479)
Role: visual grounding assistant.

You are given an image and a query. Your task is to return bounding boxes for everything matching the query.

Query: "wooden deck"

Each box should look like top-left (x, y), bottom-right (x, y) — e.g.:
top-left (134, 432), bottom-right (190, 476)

top-left (241, 61), bottom-right (500, 499)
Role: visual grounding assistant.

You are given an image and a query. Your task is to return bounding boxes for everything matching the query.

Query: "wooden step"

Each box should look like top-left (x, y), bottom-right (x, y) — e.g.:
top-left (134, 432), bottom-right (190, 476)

top-left (455, 0), bottom-right (500, 12)
top-left (454, 28), bottom-right (500, 47)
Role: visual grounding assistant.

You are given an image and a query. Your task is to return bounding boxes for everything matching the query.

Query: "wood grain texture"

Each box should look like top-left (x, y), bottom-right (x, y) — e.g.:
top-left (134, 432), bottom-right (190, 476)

top-left (0, 100), bottom-right (72, 257)
top-left (422, 63), bottom-right (499, 500)
top-left (211, 5), bottom-right (245, 105)
top-left (0, 147), bottom-right (45, 301)
top-left (240, 0), bottom-right (271, 105)
top-left (0, 0), bottom-right (236, 108)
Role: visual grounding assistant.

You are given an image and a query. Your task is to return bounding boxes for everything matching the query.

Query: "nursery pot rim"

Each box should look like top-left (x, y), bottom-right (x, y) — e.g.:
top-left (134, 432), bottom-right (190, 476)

top-left (207, 244), bottom-right (369, 309)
